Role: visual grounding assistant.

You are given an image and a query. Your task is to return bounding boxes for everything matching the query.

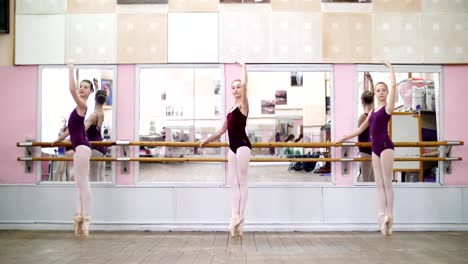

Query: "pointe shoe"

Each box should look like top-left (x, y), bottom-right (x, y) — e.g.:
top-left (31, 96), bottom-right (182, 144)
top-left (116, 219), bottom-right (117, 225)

top-left (387, 216), bottom-right (393, 235)
top-left (235, 219), bottom-right (244, 237)
top-left (379, 215), bottom-right (389, 236)
top-left (229, 216), bottom-right (241, 237)
top-left (81, 215), bottom-right (91, 238)
top-left (74, 214), bottom-right (83, 237)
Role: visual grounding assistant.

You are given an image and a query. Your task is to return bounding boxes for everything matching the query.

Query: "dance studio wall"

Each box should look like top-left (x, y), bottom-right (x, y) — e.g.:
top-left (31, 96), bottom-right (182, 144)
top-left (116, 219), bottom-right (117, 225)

top-left (1, 64), bottom-right (467, 185)
top-left (11, 0), bottom-right (468, 65)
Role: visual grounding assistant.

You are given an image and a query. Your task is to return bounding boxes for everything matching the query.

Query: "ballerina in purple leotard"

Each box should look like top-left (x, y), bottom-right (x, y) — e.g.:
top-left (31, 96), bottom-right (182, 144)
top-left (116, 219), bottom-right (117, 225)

top-left (336, 61), bottom-right (397, 236)
top-left (200, 62), bottom-right (251, 238)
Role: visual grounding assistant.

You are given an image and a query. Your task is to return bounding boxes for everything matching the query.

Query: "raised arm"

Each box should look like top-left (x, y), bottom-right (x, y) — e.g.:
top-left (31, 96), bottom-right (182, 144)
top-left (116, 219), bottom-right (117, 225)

top-left (384, 61), bottom-right (396, 114)
top-left (200, 119), bottom-right (228, 147)
top-left (68, 63), bottom-right (87, 111)
top-left (237, 61), bottom-right (249, 114)
top-left (84, 113), bottom-right (98, 132)
top-left (364, 72), bottom-right (374, 94)
top-left (335, 112), bottom-right (372, 145)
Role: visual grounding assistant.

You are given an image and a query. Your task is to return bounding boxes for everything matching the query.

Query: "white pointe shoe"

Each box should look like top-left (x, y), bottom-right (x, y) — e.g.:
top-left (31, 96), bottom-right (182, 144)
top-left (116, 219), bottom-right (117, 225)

top-left (387, 216), bottom-right (393, 235)
top-left (229, 216), bottom-right (241, 237)
top-left (235, 219), bottom-right (244, 237)
top-left (74, 214), bottom-right (83, 237)
top-left (81, 215), bottom-right (91, 238)
top-left (379, 215), bottom-right (389, 236)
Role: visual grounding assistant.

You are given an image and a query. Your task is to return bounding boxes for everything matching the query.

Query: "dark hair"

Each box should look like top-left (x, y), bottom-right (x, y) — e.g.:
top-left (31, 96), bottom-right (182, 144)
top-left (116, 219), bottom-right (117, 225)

top-left (81, 79), bottom-right (94, 91)
top-left (361, 90), bottom-right (374, 105)
top-left (95, 90), bottom-right (107, 105)
top-left (375, 82), bottom-right (388, 90)
top-left (231, 79), bottom-right (241, 87)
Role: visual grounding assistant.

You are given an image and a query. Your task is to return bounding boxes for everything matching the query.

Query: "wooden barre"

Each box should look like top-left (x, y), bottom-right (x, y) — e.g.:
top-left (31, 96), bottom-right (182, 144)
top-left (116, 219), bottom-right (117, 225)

top-left (17, 157), bottom-right (462, 162)
top-left (16, 141), bottom-right (465, 148)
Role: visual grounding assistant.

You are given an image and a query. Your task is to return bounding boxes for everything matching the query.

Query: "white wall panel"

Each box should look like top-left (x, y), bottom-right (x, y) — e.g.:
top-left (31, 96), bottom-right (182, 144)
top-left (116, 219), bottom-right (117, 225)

top-left (271, 13), bottom-right (321, 63)
top-left (373, 14), bottom-right (423, 63)
top-left (395, 188), bottom-right (462, 223)
top-left (463, 188), bottom-right (468, 223)
top-left (323, 187), bottom-right (377, 223)
top-left (422, 13), bottom-right (468, 63)
top-left (15, 15), bottom-right (66, 65)
top-left (16, 0), bottom-right (67, 14)
top-left (167, 13), bottom-right (219, 63)
top-left (0, 186), bottom-right (467, 230)
top-left (175, 188), bottom-right (230, 223)
top-left (422, 0), bottom-right (468, 13)
top-left (247, 187), bottom-right (323, 223)
top-left (219, 6), bottom-right (271, 63)
top-left (66, 14), bottom-right (117, 64)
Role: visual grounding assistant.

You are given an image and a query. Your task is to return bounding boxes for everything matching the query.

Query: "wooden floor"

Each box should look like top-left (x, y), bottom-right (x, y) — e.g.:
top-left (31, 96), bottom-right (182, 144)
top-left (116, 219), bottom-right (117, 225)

top-left (0, 231), bottom-right (467, 263)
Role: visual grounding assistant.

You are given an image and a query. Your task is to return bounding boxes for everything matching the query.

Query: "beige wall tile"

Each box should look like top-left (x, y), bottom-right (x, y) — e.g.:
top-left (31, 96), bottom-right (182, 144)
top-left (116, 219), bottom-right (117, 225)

top-left (270, 0), bottom-right (320, 12)
top-left (117, 13), bottom-right (167, 63)
top-left (67, 0), bottom-right (116, 13)
top-left (322, 13), bottom-right (372, 63)
top-left (373, 0), bottom-right (421, 13)
top-left (168, 0), bottom-right (219, 12)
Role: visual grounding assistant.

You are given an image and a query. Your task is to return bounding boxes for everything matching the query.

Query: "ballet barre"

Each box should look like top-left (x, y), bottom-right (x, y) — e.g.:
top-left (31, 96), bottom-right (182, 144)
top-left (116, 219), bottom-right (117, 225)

top-left (17, 140), bottom-right (463, 175)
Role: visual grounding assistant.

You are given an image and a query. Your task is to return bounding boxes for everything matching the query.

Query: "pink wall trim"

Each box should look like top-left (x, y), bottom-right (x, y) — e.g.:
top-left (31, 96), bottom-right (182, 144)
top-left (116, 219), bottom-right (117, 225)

top-left (333, 65), bottom-right (356, 186)
top-left (0, 66), bottom-right (38, 184)
top-left (115, 65), bottom-right (136, 185)
top-left (442, 66), bottom-right (468, 186)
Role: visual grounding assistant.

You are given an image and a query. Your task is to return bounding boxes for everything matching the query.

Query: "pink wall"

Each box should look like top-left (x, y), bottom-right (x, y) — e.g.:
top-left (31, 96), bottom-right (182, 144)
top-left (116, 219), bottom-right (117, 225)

top-left (0, 66), bottom-right (38, 184)
top-left (442, 66), bottom-right (468, 186)
top-left (333, 65), bottom-right (356, 186)
top-left (224, 63), bottom-right (241, 112)
top-left (115, 65), bottom-right (136, 185)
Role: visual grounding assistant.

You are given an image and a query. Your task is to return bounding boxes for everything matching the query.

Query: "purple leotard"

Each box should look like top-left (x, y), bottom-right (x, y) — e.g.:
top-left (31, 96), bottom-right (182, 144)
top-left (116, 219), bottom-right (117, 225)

top-left (358, 113), bottom-right (372, 155)
top-left (227, 107), bottom-right (252, 153)
top-left (68, 108), bottom-right (91, 150)
top-left (368, 106), bottom-right (394, 157)
top-left (87, 124), bottom-right (107, 155)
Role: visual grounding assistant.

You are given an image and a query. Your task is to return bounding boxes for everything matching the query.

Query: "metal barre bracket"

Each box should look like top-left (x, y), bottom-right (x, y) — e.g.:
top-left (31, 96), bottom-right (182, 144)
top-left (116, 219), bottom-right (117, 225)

top-left (444, 145), bottom-right (454, 174)
top-left (24, 139), bottom-right (33, 173)
top-left (120, 139), bottom-right (130, 174)
top-left (341, 145), bottom-right (354, 175)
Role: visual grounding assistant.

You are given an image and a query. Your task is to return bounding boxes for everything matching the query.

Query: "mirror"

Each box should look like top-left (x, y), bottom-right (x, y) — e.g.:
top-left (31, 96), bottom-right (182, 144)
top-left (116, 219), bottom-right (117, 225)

top-left (246, 68), bottom-right (332, 183)
top-left (355, 68), bottom-right (440, 184)
top-left (138, 66), bottom-right (225, 183)
top-left (40, 67), bottom-right (115, 183)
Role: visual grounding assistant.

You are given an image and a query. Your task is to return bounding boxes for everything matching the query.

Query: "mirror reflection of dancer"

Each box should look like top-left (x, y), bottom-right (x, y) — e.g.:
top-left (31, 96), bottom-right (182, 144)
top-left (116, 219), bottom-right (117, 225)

top-left (86, 81), bottom-right (108, 182)
top-left (54, 117), bottom-right (75, 181)
top-left (200, 62), bottom-right (251, 237)
top-left (336, 61), bottom-right (396, 236)
top-left (358, 72), bottom-right (375, 182)
top-left (54, 62), bottom-right (93, 238)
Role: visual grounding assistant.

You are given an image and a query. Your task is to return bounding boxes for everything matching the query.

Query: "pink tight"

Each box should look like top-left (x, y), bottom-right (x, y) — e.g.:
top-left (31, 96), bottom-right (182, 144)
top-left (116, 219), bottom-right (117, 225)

top-left (228, 147), bottom-right (251, 219)
top-left (372, 149), bottom-right (394, 217)
top-left (74, 145), bottom-right (92, 215)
